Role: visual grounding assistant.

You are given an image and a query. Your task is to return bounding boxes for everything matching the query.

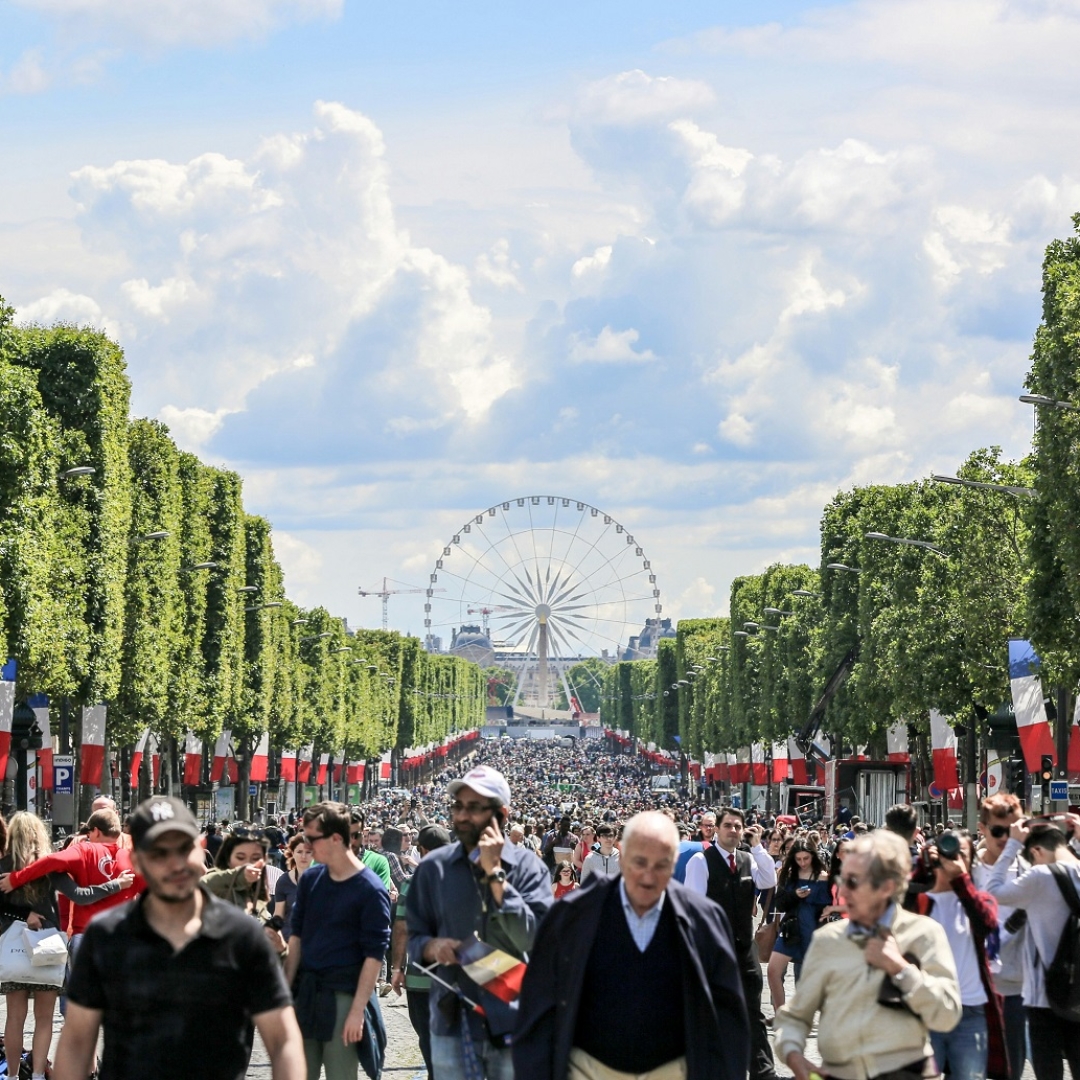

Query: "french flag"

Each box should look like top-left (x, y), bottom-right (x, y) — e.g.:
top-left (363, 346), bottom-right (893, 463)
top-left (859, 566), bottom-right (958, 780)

top-left (771, 741), bottom-right (788, 783)
top-left (0, 659), bottom-right (15, 784)
top-left (930, 710), bottom-right (960, 792)
top-left (380, 751), bottom-right (392, 781)
top-left (348, 760), bottom-right (364, 784)
top-left (731, 747), bottom-right (751, 784)
top-left (129, 729), bottom-right (150, 790)
top-left (457, 936), bottom-right (527, 1004)
top-left (1069, 698), bottom-right (1080, 775)
top-left (298, 744), bottom-right (313, 784)
top-left (80, 705), bottom-right (107, 787)
top-left (333, 751), bottom-right (346, 784)
top-left (751, 743), bottom-right (767, 785)
top-left (787, 738), bottom-right (809, 785)
top-left (1009, 639), bottom-right (1057, 771)
top-left (150, 735), bottom-right (161, 790)
top-left (280, 749), bottom-right (297, 782)
top-left (28, 694), bottom-right (52, 791)
top-left (250, 732), bottom-right (269, 783)
top-left (886, 722), bottom-right (910, 762)
top-left (210, 729), bottom-right (233, 783)
top-left (183, 731), bottom-right (203, 786)
top-left (316, 753), bottom-right (330, 786)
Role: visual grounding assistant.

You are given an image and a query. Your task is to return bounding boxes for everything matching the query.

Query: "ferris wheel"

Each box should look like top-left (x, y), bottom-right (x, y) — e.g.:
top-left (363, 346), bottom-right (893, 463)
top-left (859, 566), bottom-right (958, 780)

top-left (424, 496), bottom-right (663, 709)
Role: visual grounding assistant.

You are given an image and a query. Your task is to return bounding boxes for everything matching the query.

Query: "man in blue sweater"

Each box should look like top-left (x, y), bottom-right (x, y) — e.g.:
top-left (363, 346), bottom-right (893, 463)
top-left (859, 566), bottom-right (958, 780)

top-left (284, 801), bottom-right (392, 1080)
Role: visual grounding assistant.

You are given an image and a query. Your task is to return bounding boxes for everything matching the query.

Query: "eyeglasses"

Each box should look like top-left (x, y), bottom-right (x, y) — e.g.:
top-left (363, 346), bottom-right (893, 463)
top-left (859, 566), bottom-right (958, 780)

top-left (451, 800), bottom-right (495, 816)
top-left (350, 830), bottom-right (362, 839)
top-left (560, 868), bottom-right (572, 874)
top-left (304, 832), bottom-right (327, 843)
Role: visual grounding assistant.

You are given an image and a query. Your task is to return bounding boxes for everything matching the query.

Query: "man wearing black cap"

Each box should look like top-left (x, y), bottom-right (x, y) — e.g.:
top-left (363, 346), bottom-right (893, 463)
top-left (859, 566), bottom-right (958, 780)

top-left (53, 796), bottom-right (305, 1080)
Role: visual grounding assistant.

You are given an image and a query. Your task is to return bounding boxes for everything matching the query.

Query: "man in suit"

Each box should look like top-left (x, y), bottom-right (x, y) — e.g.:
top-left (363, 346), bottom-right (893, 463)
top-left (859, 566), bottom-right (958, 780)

top-left (684, 807), bottom-right (778, 1080)
top-left (514, 811), bottom-right (748, 1080)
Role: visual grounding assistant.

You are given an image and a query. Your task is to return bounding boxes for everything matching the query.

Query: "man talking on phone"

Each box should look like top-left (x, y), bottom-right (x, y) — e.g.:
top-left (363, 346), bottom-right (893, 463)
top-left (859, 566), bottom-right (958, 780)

top-left (406, 765), bottom-right (552, 1080)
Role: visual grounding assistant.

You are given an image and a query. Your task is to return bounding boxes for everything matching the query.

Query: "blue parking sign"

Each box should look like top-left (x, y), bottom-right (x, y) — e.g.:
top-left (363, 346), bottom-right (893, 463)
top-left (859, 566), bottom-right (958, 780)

top-left (53, 755), bottom-right (75, 796)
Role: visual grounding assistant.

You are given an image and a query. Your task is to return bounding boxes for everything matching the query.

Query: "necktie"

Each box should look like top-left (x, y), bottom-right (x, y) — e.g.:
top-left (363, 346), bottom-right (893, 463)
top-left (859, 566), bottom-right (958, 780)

top-left (729, 852), bottom-right (737, 874)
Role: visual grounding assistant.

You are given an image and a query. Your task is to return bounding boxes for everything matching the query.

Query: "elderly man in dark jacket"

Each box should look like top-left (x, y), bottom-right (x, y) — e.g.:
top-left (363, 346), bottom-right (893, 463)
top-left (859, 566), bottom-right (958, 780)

top-left (514, 811), bottom-right (748, 1080)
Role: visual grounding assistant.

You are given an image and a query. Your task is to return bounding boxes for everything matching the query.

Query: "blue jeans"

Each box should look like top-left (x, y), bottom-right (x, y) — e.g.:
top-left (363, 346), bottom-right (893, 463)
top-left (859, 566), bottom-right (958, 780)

top-left (431, 1034), bottom-right (514, 1080)
top-left (930, 1004), bottom-right (987, 1080)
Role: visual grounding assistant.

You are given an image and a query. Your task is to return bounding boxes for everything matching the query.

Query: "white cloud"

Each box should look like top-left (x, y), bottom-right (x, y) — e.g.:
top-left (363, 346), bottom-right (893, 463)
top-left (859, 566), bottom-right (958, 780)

top-left (571, 244), bottom-right (613, 279)
top-left (475, 239), bottom-right (523, 291)
top-left (576, 69), bottom-right (715, 125)
top-left (5, 49), bottom-right (50, 94)
top-left (16, 288), bottom-right (122, 338)
top-left (14, 0), bottom-right (342, 49)
top-left (270, 530), bottom-right (323, 604)
top-left (157, 405), bottom-right (236, 451)
top-left (568, 325), bottom-right (656, 364)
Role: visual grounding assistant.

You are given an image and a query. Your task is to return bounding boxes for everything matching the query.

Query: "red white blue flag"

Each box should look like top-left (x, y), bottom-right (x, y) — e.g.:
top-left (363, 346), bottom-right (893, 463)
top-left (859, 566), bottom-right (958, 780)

top-left (457, 936), bottom-right (527, 1004)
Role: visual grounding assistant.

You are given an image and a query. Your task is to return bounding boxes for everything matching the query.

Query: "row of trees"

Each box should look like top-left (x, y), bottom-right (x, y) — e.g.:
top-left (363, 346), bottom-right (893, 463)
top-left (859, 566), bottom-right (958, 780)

top-left (603, 215), bottom-right (1080, 767)
top-left (0, 297), bottom-right (485, 783)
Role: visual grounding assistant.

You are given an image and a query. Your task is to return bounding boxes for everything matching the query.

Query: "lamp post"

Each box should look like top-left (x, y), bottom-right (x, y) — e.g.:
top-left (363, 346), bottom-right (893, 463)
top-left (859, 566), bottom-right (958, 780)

top-left (864, 532), bottom-right (947, 557)
top-left (930, 474), bottom-right (1035, 498)
top-left (825, 563), bottom-right (861, 575)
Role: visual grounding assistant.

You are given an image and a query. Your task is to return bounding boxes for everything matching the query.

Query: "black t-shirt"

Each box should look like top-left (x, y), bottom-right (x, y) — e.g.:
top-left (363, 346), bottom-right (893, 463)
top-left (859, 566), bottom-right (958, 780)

top-left (67, 888), bottom-right (291, 1080)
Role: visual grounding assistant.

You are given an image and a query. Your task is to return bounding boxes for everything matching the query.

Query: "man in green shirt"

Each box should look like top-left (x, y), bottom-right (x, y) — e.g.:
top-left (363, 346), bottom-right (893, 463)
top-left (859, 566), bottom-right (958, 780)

top-left (349, 811), bottom-right (395, 897)
top-left (391, 825), bottom-right (451, 1080)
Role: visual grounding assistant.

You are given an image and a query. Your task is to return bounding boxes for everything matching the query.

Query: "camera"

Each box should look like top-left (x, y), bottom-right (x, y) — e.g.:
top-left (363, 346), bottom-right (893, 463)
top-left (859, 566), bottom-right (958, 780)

top-left (933, 831), bottom-right (961, 860)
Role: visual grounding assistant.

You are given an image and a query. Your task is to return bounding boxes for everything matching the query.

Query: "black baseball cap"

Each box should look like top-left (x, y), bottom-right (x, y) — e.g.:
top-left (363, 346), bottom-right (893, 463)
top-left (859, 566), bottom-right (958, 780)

top-left (130, 797), bottom-right (201, 850)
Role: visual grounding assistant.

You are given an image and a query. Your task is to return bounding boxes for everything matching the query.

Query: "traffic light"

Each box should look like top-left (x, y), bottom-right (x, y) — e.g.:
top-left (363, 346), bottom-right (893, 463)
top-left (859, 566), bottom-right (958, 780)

top-left (1040, 755), bottom-right (1054, 784)
top-left (1006, 758), bottom-right (1026, 793)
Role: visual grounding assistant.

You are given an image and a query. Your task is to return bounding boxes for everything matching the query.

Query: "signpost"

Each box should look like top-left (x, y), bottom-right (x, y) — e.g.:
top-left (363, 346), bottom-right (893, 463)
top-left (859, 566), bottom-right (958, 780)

top-left (1050, 779), bottom-right (1068, 802)
top-left (52, 754), bottom-right (75, 843)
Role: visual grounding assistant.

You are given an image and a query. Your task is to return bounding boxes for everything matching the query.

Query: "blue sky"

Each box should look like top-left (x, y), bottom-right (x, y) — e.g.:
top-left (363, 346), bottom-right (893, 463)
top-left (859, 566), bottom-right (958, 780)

top-left (1, 0), bottom-right (1072, 641)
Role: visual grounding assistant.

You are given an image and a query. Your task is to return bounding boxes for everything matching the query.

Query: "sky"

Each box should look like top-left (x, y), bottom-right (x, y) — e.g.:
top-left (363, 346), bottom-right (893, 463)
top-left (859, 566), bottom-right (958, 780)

top-left (1, 0), bottom-right (1073, 646)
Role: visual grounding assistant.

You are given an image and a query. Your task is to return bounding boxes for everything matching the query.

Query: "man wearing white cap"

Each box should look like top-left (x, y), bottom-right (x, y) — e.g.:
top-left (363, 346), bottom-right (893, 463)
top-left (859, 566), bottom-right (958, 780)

top-left (406, 765), bottom-right (552, 1080)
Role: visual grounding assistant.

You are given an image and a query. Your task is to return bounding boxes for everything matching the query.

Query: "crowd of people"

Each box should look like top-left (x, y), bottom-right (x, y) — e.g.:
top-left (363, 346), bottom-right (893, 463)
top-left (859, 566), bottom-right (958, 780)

top-left (0, 738), bottom-right (1074, 1080)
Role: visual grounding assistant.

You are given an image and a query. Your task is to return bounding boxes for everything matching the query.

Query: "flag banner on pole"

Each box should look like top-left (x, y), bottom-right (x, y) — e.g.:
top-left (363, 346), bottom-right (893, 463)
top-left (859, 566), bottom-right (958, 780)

top-left (930, 710), bottom-right (960, 793)
top-left (316, 753), bottom-right (330, 786)
top-left (150, 736), bottom-right (161, 790)
top-left (1070, 697), bottom-right (1080, 775)
top-left (771, 741), bottom-right (788, 783)
top-left (457, 936), bottom-right (527, 1004)
top-left (250, 732), bottom-right (269, 783)
top-left (210, 729), bottom-right (232, 783)
top-left (129, 729), bottom-right (150, 789)
top-left (298, 744), bottom-right (313, 783)
top-left (333, 751), bottom-right (346, 784)
top-left (347, 760), bottom-right (363, 784)
top-left (28, 694), bottom-right (52, 790)
top-left (280, 749), bottom-right (297, 782)
top-left (1008, 639), bottom-right (1057, 770)
top-left (985, 755), bottom-right (1005, 797)
top-left (0, 660), bottom-right (16, 784)
top-left (731, 747), bottom-right (751, 784)
top-left (787, 738), bottom-right (808, 785)
top-left (751, 743), bottom-right (767, 785)
top-left (80, 705), bottom-right (107, 786)
top-left (380, 750), bottom-right (392, 781)
top-left (183, 731), bottom-right (203, 786)
top-left (886, 723), bottom-right (910, 762)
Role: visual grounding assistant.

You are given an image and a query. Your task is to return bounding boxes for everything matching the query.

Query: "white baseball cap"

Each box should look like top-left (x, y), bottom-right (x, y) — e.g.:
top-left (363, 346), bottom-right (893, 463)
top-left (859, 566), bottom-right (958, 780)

top-left (448, 765), bottom-right (512, 808)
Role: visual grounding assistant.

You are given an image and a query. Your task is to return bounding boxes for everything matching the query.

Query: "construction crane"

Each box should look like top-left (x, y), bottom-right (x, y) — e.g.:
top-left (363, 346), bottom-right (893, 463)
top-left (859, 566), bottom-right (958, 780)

top-left (359, 577), bottom-right (444, 631)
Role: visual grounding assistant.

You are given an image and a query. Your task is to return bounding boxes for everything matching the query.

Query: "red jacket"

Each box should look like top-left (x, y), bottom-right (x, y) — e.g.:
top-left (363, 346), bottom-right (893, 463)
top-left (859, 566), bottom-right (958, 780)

top-left (7, 841), bottom-right (144, 936)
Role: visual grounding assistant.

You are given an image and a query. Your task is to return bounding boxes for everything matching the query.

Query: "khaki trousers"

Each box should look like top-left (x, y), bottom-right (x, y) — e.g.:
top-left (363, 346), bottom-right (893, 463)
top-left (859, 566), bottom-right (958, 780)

top-left (568, 1047), bottom-right (687, 1080)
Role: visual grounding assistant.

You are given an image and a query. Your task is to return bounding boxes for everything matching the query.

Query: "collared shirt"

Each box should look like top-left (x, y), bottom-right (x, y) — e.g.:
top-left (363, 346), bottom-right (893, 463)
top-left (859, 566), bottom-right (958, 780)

top-left (683, 842), bottom-right (777, 895)
top-left (66, 887), bottom-right (291, 1080)
top-left (619, 878), bottom-right (666, 952)
top-left (846, 900), bottom-right (897, 940)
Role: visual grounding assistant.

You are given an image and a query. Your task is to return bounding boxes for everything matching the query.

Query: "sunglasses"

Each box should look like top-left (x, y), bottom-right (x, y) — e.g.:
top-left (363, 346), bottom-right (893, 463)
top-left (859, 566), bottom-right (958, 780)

top-left (837, 874), bottom-right (862, 890)
top-left (989, 824), bottom-right (1010, 839)
top-left (231, 826), bottom-right (265, 840)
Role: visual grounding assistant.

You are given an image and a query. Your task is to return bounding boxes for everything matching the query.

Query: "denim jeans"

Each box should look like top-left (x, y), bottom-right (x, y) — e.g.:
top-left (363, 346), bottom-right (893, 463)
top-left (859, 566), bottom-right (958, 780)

top-left (431, 1033), bottom-right (514, 1080)
top-left (929, 1003), bottom-right (987, 1080)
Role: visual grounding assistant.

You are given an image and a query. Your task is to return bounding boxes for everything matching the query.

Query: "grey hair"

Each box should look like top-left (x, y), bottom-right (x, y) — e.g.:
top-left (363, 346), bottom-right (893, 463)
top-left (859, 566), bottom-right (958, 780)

top-left (846, 831), bottom-right (911, 899)
top-left (621, 811), bottom-right (679, 859)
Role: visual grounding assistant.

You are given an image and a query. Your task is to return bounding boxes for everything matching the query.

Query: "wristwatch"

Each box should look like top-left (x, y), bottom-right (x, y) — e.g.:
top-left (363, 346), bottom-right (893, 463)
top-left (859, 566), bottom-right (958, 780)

top-left (485, 868), bottom-right (507, 884)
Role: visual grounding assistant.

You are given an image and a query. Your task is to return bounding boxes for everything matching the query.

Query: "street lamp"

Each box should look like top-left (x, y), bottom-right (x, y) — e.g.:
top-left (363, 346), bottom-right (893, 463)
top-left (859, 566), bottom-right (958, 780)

top-left (182, 562), bottom-right (218, 571)
top-left (764, 607), bottom-right (793, 616)
top-left (792, 588), bottom-right (821, 597)
top-left (291, 618), bottom-right (309, 626)
top-left (1019, 393), bottom-right (1075, 410)
top-left (733, 630), bottom-right (750, 638)
top-left (133, 530), bottom-right (170, 542)
top-left (930, 474), bottom-right (1034, 498)
top-left (59, 466), bottom-right (95, 479)
top-left (864, 532), bottom-right (947, 557)
top-left (238, 585), bottom-right (259, 594)
top-left (743, 622), bottom-right (759, 631)
top-left (332, 647), bottom-right (351, 654)
top-left (826, 563), bottom-right (861, 574)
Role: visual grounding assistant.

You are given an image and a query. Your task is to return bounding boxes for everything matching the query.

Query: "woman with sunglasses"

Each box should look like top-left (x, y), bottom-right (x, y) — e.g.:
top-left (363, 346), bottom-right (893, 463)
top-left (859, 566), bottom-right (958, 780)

top-left (203, 827), bottom-right (287, 954)
top-left (552, 861), bottom-right (579, 899)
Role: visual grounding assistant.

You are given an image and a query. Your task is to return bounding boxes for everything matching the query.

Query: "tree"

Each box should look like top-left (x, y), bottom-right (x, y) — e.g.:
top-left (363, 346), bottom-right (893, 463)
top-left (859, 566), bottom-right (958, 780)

top-left (554, 658), bottom-right (608, 713)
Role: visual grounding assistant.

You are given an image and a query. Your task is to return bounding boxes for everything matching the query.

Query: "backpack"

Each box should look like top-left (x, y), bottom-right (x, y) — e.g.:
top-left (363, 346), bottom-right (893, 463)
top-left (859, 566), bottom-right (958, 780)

top-left (1044, 863), bottom-right (1080, 1023)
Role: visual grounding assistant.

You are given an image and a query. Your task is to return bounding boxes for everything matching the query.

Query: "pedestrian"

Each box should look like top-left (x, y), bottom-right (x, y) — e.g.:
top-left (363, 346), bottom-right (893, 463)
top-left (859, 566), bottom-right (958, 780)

top-left (580, 824), bottom-right (620, 882)
top-left (774, 830), bottom-right (962, 1080)
top-left (513, 811), bottom-right (748, 1080)
top-left (552, 861), bottom-right (579, 898)
top-left (273, 833), bottom-right (315, 940)
top-left (766, 839), bottom-right (831, 1011)
top-left (349, 812), bottom-right (395, 897)
top-left (683, 806), bottom-right (779, 1080)
top-left (284, 801), bottom-right (393, 1080)
top-left (406, 764), bottom-right (552, 1080)
top-left (52, 796), bottom-right (304, 1080)
top-left (390, 825), bottom-right (452, 1080)
top-left (981, 815), bottom-right (1080, 1080)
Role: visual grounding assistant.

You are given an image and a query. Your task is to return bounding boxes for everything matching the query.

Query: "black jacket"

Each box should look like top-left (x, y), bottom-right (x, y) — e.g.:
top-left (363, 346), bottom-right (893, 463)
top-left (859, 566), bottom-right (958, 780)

top-left (513, 877), bottom-right (749, 1080)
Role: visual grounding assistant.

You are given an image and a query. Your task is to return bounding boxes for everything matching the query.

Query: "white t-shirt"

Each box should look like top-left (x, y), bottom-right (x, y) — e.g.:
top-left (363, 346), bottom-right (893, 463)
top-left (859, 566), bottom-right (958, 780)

top-left (928, 891), bottom-right (987, 1006)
